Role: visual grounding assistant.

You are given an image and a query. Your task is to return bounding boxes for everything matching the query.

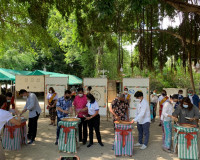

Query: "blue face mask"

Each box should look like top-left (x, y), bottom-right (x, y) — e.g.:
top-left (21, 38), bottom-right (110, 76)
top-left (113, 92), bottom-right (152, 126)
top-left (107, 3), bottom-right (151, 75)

top-left (183, 105), bottom-right (188, 108)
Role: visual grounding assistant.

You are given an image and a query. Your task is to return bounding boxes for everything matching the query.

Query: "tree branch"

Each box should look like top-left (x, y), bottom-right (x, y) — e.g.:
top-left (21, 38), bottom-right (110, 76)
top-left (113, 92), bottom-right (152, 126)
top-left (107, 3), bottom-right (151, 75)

top-left (162, 0), bottom-right (200, 15)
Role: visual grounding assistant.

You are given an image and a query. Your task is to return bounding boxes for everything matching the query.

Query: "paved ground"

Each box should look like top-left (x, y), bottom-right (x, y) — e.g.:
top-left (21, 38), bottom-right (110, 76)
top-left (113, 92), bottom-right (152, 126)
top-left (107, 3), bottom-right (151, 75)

top-left (5, 101), bottom-right (180, 160)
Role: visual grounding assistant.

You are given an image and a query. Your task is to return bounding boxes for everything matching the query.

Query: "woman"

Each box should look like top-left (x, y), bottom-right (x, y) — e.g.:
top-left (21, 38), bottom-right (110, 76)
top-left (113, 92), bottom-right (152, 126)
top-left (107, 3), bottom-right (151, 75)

top-left (161, 95), bottom-right (177, 153)
top-left (47, 87), bottom-right (58, 126)
top-left (84, 94), bottom-right (104, 148)
top-left (0, 95), bottom-right (21, 160)
top-left (172, 97), bottom-right (199, 127)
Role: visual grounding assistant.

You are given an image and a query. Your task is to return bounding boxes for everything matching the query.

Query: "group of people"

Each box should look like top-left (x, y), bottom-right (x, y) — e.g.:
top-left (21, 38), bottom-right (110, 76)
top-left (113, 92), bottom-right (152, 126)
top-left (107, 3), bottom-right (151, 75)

top-left (1, 85), bottom-right (200, 159)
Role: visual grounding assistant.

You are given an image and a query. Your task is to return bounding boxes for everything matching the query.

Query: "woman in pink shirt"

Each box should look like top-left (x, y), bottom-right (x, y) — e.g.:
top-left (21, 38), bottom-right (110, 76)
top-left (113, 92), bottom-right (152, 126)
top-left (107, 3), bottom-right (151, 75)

top-left (73, 88), bottom-right (88, 145)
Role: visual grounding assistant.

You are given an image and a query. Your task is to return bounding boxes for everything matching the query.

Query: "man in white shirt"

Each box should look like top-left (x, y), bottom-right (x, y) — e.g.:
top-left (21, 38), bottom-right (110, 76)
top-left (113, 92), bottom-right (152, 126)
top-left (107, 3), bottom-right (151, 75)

top-left (133, 91), bottom-right (151, 150)
top-left (0, 95), bottom-right (21, 160)
top-left (20, 89), bottom-right (42, 144)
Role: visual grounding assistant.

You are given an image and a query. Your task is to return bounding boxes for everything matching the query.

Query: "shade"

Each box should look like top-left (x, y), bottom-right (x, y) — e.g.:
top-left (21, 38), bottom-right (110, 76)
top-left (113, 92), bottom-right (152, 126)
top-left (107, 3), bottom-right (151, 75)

top-left (28, 70), bottom-right (82, 85)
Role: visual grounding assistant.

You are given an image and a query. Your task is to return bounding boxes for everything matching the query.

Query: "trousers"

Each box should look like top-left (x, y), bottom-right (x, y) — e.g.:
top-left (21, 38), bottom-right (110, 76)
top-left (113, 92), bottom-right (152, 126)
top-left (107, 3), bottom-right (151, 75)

top-left (28, 112), bottom-right (40, 141)
top-left (137, 122), bottom-right (150, 146)
top-left (78, 117), bottom-right (88, 143)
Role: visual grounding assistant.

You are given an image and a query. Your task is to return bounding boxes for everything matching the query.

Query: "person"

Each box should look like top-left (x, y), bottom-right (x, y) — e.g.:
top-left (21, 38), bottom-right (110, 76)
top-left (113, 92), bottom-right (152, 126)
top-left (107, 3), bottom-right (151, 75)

top-left (161, 95), bottom-right (177, 153)
top-left (188, 89), bottom-right (200, 109)
top-left (73, 88), bottom-right (88, 145)
top-left (84, 94), bottom-right (104, 148)
top-left (0, 95), bottom-right (21, 160)
top-left (158, 90), bottom-right (169, 126)
top-left (20, 89), bottom-right (42, 144)
top-left (133, 91), bottom-right (151, 150)
top-left (178, 90), bottom-right (184, 102)
top-left (124, 88), bottom-right (131, 104)
top-left (110, 94), bottom-right (129, 122)
top-left (172, 97), bottom-right (200, 127)
top-left (150, 90), bottom-right (158, 122)
top-left (2, 92), bottom-right (15, 111)
top-left (87, 86), bottom-right (92, 94)
top-left (172, 94), bottom-right (179, 109)
top-left (47, 87), bottom-right (58, 126)
top-left (55, 90), bottom-right (73, 145)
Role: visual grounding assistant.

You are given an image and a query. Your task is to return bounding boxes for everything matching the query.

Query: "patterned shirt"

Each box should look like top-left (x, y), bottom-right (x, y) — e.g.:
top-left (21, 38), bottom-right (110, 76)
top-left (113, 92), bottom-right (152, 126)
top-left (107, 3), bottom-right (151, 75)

top-left (112, 99), bottom-right (129, 121)
top-left (73, 95), bottom-right (88, 118)
top-left (56, 97), bottom-right (72, 118)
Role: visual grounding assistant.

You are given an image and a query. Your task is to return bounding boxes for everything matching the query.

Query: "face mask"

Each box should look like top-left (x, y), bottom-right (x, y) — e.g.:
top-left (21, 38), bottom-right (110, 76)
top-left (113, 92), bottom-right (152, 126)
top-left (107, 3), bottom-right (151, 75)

top-left (172, 102), bottom-right (176, 105)
top-left (188, 93), bottom-right (192, 96)
top-left (135, 99), bottom-right (140, 102)
top-left (78, 94), bottom-right (83, 97)
top-left (124, 91), bottom-right (128, 94)
top-left (23, 96), bottom-right (27, 99)
top-left (183, 105), bottom-right (188, 108)
top-left (65, 96), bottom-right (70, 100)
top-left (153, 93), bottom-right (157, 95)
top-left (7, 100), bottom-right (11, 103)
top-left (87, 100), bottom-right (91, 103)
top-left (49, 91), bottom-right (52, 94)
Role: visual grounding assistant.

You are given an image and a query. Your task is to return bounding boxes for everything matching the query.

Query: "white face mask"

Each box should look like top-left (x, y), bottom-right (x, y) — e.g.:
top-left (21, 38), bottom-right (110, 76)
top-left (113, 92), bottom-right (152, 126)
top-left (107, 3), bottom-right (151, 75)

top-left (124, 91), bottom-right (128, 94)
top-left (87, 100), bottom-right (91, 103)
top-left (135, 99), bottom-right (140, 102)
top-left (79, 94), bottom-right (83, 97)
top-left (23, 96), bottom-right (27, 99)
top-left (172, 102), bottom-right (176, 105)
top-left (49, 91), bottom-right (52, 94)
top-left (7, 100), bottom-right (11, 103)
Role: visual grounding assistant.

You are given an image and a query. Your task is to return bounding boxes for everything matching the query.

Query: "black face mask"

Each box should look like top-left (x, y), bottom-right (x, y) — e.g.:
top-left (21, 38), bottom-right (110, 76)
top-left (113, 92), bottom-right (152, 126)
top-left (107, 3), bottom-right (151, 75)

top-left (65, 96), bottom-right (70, 99)
top-left (162, 93), bottom-right (166, 96)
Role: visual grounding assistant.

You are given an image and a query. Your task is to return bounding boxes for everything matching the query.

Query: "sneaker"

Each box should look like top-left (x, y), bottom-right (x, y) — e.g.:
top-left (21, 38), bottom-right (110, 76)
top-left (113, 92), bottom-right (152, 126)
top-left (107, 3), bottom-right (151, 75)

top-left (28, 140), bottom-right (34, 144)
top-left (134, 143), bottom-right (142, 147)
top-left (140, 144), bottom-right (147, 150)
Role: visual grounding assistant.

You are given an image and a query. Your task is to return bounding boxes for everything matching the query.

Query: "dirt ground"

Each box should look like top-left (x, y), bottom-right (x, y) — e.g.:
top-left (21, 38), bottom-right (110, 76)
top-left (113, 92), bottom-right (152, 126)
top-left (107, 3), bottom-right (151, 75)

top-left (5, 100), bottom-right (181, 160)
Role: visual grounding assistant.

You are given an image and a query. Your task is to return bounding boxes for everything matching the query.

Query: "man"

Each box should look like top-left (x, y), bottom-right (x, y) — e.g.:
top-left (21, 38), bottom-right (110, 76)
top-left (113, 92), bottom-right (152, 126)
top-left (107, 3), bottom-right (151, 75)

top-left (188, 89), bottom-right (200, 109)
top-left (158, 90), bottom-right (169, 126)
top-left (20, 89), bottom-right (41, 144)
top-left (178, 90), bottom-right (184, 103)
top-left (133, 91), bottom-right (151, 150)
top-left (0, 95), bottom-right (21, 160)
top-left (73, 88), bottom-right (88, 145)
top-left (172, 94), bottom-right (179, 109)
top-left (124, 88), bottom-right (131, 104)
top-left (55, 90), bottom-right (73, 145)
top-left (150, 90), bottom-right (158, 122)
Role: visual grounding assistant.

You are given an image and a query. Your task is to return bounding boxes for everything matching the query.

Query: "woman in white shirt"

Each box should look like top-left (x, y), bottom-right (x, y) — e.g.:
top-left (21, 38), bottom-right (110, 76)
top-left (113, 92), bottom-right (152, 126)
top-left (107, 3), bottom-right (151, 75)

top-left (0, 95), bottom-right (21, 160)
top-left (161, 94), bottom-right (177, 153)
top-left (85, 94), bottom-right (104, 148)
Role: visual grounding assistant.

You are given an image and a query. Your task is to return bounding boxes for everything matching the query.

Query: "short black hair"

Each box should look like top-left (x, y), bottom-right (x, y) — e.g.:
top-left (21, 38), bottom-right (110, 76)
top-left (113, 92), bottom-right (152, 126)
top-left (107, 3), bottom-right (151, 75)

top-left (6, 92), bottom-right (12, 97)
top-left (178, 90), bottom-right (183, 93)
top-left (134, 91), bottom-right (143, 98)
top-left (86, 93), bottom-right (95, 103)
top-left (19, 89), bottom-right (27, 95)
top-left (87, 86), bottom-right (92, 91)
top-left (77, 87), bottom-right (84, 92)
top-left (124, 88), bottom-right (128, 91)
top-left (0, 95), bottom-right (7, 108)
top-left (171, 94), bottom-right (179, 99)
top-left (65, 90), bottom-right (71, 95)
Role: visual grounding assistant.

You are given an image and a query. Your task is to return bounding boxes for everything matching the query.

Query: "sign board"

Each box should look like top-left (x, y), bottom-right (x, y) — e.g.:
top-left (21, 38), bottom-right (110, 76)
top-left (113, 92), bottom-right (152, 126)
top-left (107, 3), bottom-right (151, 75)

top-left (123, 78), bottom-right (150, 118)
top-left (15, 75), bottom-right (45, 92)
top-left (83, 78), bottom-right (107, 116)
top-left (45, 77), bottom-right (68, 115)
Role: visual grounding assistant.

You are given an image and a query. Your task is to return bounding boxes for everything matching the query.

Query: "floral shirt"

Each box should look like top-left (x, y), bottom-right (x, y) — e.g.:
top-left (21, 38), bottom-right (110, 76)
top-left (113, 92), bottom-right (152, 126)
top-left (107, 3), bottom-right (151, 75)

top-left (112, 99), bottom-right (129, 121)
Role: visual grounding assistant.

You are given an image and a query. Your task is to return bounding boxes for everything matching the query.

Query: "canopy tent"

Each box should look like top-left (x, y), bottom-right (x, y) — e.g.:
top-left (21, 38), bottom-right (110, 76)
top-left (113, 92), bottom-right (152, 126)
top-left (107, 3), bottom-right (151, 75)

top-left (0, 68), bottom-right (31, 81)
top-left (28, 70), bottom-right (82, 85)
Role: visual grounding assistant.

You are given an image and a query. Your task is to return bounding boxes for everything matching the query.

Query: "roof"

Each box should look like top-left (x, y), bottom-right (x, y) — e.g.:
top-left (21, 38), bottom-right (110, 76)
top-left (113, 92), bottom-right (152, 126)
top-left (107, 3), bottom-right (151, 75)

top-left (28, 70), bottom-right (82, 85)
top-left (0, 68), bottom-right (31, 81)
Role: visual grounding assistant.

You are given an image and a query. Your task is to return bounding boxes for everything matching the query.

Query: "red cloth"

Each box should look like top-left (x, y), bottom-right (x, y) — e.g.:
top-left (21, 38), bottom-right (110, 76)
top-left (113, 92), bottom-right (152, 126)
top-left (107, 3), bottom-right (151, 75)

top-left (5, 125), bottom-right (21, 139)
top-left (159, 105), bottom-right (163, 117)
top-left (175, 129), bottom-right (197, 149)
top-left (116, 129), bottom-right (132, 147)
top-left (61, 126), bottom-right (75, 144)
